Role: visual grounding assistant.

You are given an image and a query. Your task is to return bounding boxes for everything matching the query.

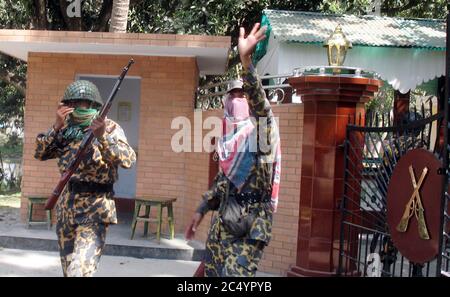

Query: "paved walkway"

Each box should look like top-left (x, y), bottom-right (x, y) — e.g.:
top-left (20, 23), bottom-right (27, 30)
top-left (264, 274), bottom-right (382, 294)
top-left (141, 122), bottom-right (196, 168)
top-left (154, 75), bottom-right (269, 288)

top-left (0, 247), bottom-right (200, 277)
top-left (0, 247), bottom-right (275, 277)
top-left (0, 198), bottom-right (278, 277)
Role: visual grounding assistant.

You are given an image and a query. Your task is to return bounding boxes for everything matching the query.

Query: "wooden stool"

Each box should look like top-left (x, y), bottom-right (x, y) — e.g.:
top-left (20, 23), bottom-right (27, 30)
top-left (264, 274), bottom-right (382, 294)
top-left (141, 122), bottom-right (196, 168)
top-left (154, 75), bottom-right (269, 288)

top-left (27, 197), bottom-right (52, 230)
top-left (130, 198), bottom-right (176, 242)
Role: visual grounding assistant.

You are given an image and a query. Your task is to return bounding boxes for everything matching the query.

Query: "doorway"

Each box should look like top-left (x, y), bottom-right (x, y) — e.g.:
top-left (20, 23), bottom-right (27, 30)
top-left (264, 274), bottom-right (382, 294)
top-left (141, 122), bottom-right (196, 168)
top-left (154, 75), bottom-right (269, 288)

top-left (76, 74), bottom-right (140, 217)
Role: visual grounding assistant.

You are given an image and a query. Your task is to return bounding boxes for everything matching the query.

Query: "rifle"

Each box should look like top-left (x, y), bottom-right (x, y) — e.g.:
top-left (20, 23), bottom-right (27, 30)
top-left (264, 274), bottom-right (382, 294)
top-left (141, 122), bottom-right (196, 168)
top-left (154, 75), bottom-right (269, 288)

top-left (193, 261), bottom-right (205, 277)
top-left (396, 166), bottom-right (428, 234)
top-left (44, 59), bottom-right (135, 210)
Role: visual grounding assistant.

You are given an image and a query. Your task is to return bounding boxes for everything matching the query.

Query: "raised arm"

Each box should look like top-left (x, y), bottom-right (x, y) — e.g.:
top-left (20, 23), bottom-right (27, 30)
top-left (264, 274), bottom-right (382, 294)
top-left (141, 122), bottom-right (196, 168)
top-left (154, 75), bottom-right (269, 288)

top-left (34, 128), bottom-right (62, 161)
top-left (34, 103), bottom-right (72, 161)
top-left (91, 119), bottom-right (136, 168)
top-left (238, 23), bottom-right (272, 118)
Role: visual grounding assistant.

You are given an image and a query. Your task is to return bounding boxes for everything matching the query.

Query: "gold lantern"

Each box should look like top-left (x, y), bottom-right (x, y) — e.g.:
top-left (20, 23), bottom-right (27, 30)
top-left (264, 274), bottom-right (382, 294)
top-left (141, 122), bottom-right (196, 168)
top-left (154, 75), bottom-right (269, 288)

top-left (324, 25), bottom-right (352, 70)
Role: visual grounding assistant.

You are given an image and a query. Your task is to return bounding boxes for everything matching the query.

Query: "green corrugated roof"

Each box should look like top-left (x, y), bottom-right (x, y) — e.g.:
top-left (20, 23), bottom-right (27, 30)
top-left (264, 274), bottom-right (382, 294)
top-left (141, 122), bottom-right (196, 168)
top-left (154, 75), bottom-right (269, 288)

top-left (263, 9), bottom-right (446, 49)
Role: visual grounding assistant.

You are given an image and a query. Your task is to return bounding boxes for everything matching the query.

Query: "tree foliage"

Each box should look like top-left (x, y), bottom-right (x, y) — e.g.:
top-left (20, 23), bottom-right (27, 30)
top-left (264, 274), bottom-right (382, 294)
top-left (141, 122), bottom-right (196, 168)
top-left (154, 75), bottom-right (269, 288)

top-left (129, 1), bottom-right (322, 60)
top-left (0, 0), bottom-right (448, 136)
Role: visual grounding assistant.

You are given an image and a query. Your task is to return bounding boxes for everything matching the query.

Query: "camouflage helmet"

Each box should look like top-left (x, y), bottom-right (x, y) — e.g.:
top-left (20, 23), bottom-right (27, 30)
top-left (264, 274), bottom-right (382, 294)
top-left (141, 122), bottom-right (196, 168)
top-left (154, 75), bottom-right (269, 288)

top-left (61, 80), bottom-right (103, 107)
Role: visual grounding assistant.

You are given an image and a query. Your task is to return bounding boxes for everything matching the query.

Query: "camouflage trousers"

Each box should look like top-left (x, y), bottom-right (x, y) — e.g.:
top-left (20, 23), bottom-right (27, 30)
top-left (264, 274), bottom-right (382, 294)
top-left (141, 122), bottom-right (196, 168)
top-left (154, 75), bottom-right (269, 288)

top-left (56, 221), bottom-right (108, 277)
top-left (204, 218), bottom-right (265, 277)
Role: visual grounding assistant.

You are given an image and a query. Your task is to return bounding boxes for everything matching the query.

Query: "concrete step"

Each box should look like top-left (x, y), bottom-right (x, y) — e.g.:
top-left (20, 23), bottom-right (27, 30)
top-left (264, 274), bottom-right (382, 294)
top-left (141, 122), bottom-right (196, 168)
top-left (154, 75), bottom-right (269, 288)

top-left (0, 222), bottom-right (205, 261)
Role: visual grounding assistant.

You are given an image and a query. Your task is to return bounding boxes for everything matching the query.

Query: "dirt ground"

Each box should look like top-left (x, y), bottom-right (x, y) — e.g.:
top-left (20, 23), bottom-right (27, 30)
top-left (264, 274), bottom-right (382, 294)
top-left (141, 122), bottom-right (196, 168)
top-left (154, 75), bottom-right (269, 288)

top-left (0, 192), bottom-right (21, 231)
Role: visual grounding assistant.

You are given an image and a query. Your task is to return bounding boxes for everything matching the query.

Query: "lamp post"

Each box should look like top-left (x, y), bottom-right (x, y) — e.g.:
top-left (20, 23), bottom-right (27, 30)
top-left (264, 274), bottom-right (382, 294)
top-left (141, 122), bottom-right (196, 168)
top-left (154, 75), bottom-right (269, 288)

top-left (324, 25), bottom-right (352, 73)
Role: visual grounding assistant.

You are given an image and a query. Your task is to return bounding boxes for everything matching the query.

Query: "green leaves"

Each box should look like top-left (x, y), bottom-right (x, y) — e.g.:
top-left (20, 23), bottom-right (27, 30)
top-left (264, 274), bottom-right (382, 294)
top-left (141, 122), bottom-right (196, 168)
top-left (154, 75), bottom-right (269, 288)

top-left (0, 0), bottom-right (31, 29)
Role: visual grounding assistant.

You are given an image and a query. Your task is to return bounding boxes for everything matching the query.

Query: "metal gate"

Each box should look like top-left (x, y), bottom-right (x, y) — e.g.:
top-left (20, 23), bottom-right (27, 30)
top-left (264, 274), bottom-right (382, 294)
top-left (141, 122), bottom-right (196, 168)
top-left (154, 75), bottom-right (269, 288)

top-left (337, 106), bottom-right (450, 276)
top-left (338, 12), bottom-right (450, 277)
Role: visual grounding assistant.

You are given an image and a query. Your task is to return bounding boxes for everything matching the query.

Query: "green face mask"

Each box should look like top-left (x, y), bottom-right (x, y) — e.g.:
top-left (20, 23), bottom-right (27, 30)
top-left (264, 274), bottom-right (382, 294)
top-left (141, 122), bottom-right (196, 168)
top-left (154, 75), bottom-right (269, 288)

top-left (69, 107), bottom-right (99, 128)
top-left (63, 107), bottom-right (99, 142)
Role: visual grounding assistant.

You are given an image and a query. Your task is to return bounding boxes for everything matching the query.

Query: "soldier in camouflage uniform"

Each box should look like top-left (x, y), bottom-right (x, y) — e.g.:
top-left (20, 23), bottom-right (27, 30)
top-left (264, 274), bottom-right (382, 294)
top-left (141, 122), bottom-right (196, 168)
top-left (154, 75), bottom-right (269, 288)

top-left (34, 80), bottom-right (136, 277)
top-left (185, 23), bottom-right (281, 277)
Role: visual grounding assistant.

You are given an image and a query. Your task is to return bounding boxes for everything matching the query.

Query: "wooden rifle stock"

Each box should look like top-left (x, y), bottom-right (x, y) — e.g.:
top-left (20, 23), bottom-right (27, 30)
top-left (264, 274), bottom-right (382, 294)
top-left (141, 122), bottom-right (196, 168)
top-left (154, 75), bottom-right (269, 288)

top-left (396, 199), bottom-right (413, 233)
top-left (45, 59), bottom-right (134, 210)
top-left (193, 261), bottom-right (205, 277)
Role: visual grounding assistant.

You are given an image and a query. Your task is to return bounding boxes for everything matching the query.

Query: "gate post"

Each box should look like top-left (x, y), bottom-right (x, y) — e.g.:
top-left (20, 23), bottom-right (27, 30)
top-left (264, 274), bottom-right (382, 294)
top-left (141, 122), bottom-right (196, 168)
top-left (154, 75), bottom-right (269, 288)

top-left (287, 74), bottom-right (381, 276)
top-left (393, 90), bottom-right (410, 125)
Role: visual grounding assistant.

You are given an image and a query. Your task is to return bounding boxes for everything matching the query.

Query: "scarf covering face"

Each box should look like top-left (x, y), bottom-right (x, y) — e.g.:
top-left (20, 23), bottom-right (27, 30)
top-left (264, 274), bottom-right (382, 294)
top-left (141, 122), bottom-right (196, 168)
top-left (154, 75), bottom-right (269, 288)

top-left (218, 94), bottom-right (256, 189)
top-left (218, 93), bottom-right (282, 212)
top-left (63, 107), bottom-right (99, 142)
top-left (224, 95), bottom-right (250, 122)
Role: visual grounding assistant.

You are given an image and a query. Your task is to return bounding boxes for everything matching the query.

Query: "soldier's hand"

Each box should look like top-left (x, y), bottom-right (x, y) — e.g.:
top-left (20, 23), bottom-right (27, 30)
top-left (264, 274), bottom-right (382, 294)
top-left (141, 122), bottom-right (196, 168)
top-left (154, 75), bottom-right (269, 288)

top-left (54, 103), bottom-right (74, 132)
top-left (238, 23), bottom-right (267, 70)
top-left (90, 117), bottom-right (106, 139)
top-left (184, 212), bottom-right (204, 240)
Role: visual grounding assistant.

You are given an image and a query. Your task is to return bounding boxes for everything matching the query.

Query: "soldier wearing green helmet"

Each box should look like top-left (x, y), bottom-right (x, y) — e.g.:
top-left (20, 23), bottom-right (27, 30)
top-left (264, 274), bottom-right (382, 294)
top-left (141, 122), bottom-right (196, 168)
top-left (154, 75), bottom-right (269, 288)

top-left (34, 80), bottom-right (136, 277)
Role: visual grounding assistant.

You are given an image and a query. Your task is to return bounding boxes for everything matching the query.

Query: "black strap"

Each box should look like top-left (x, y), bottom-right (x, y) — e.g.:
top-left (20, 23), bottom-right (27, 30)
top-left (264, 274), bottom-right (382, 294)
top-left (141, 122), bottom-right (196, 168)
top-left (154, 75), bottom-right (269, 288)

top-left (68, 179), bottom-right (114, 194)
top-left (234, 191), bottom-right (270, 205)
top-left (218, 180), bottom-right (230, 215)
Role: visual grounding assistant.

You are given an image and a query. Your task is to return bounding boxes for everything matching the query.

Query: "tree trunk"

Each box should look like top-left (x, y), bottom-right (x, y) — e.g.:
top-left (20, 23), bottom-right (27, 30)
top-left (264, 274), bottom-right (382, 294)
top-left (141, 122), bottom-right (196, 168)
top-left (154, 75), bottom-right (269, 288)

top-left (31, 0), bottom-right (48, 29)
top-left (93, 0), bottom-right (114, 32)
top-left (109, 0), bottom-right (130, 33)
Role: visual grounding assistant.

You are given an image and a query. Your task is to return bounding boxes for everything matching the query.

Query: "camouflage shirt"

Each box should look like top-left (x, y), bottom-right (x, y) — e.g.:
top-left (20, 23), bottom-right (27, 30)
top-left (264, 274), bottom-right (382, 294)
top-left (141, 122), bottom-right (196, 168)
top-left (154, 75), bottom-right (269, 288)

top-left (35, 119), bottom-right (136, 224)
top-left (197, 64), bottom-right (277, 243)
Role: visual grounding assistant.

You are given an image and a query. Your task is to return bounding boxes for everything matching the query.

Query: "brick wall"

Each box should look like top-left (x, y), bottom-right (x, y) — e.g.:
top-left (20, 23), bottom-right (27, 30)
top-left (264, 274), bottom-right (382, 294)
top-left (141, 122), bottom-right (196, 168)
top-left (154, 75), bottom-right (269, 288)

top-left (261, 104), bottom-right (303, 275)
top-left (22, 52), bottom-right (304, 275)
top-left (22, 53), bottom-right (198, 227)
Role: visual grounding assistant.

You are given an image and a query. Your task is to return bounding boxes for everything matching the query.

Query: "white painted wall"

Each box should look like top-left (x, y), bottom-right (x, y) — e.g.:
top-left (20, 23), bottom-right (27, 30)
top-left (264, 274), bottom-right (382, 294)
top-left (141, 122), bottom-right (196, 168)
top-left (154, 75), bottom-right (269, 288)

top-left (257, 42), bottom-right (445, 94)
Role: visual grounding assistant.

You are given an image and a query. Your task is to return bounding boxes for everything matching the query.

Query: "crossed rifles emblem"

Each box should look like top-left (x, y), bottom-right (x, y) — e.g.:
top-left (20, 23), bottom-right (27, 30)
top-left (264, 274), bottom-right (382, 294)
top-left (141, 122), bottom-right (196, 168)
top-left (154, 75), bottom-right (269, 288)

top-left (396, 165), bottom-right (430, 240)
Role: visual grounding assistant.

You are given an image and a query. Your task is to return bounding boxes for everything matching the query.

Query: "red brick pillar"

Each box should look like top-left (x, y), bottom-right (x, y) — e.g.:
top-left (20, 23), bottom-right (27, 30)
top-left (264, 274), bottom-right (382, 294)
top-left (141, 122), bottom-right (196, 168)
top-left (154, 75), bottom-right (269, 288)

top-left (287, 76), bottom-right (381, 276)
